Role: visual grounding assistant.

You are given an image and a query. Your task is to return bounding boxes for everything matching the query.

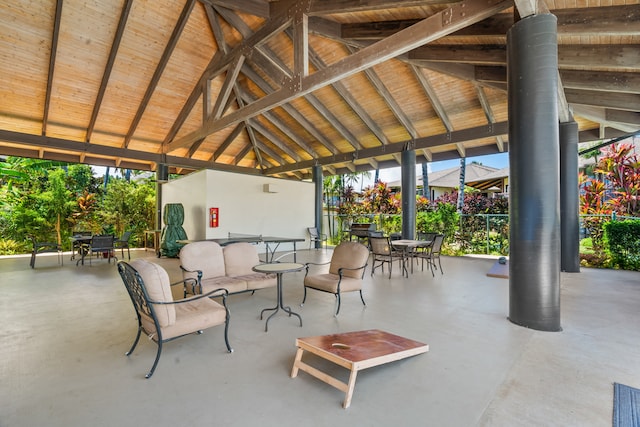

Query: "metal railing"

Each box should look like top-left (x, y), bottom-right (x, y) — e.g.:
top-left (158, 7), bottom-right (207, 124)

top-left (323, 212), bottom-right (640, 256)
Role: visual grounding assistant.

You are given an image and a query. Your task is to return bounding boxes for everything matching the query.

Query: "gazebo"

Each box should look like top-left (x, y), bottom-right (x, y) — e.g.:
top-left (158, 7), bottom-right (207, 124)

top-left (1, 0), bottom-right (639, 330)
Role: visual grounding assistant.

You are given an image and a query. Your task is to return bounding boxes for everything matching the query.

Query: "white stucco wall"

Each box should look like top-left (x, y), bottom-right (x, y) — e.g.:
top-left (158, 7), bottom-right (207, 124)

top-left (161, 169), bottom-right (315, 253)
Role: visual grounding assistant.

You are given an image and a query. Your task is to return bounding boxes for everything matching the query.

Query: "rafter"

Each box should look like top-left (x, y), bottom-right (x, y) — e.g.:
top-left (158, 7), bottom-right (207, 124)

top-left (411, 65), bottom-right (453, 132)
top-left (264, 121), bottom-right (508, 175)
top-left (305, 37), bottom-right (390, 145)
top-left (346, 45), bottom-right (418, 139)
top-left (306, 0), bottom-right (459, 15)
top-left (43, 0), bottom-right (64, 136)
top-left (241, 66), bottom-right (338, 154)
top-left (248, 118), bottom-right (303, 162)
top-left (474, 84), bottom-right (505, 152)
top-left (240, 89), bottom-right (319, 156)
top-left (566, 89), bottom-right (640, 113)
top-left (123, 0), bottom-right (196, 148)
top-left (167, 0), bottom-right (514, 152)
top-left (87, 0), bottom-right (133, 143)
top-left (202, 0), bottom-right (270, 18)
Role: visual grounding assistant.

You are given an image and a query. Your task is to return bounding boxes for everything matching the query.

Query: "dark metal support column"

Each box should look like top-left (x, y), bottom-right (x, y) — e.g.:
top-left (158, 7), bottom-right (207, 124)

top-left (155, 164), bottom-right (168, 230)
top-left (560, 120), bottom-right (580, 273)
top-left (401, 149), bottom-right (416, 239)
top-left (507, 14), bottom-right (561, 331)
top-left (312, 165), bottom-right (323, 249)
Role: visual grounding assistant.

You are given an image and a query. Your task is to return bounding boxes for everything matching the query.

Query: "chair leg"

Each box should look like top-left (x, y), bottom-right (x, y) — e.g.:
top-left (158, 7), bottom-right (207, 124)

top-left (125, 325), bottom-right (142, 357)
top-left (334, 294), bottom-right (341, 317)
top-left (224, 311), bottom-right (233, 353)
top-left (145, 340), bottom-right (162, 379)
top-left (30, 252), bottom-right (36, 268)
top-left (359, 290), bottom-right (366, 307)
top-left (301, 286), bottom-right (308, 306)
top-left (437, 256), bottom-right (443, 274)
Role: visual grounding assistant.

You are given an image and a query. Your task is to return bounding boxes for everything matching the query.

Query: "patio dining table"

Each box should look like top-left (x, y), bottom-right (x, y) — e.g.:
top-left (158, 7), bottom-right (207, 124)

top-left (391, 239), bottom-right (433, 277)
top-left (70, 235), bottom-right (92, 261)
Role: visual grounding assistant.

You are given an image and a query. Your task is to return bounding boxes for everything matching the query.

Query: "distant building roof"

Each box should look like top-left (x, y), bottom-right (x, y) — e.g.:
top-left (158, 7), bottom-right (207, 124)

top-left (388, 163), bottom-right (508, 190)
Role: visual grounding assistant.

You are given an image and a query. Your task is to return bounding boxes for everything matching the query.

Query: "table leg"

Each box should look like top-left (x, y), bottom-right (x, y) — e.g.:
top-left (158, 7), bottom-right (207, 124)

top-left (343, 368), bottom-right (359, 409)
top-left (291, 347), bottom-right (304, 378)
top-left (261, 273), bottom-right (302, 332)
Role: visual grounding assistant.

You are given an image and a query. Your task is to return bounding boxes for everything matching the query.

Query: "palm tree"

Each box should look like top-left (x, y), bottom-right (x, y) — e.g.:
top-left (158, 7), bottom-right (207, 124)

top-left (457, 158), bottom-right (466, 212)
top-left (421, 163), bottom-right (429, 198)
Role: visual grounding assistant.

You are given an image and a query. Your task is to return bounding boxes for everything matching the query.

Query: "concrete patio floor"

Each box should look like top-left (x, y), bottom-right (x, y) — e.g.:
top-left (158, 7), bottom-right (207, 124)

top-left (1, 247), bottom-right (639, 426)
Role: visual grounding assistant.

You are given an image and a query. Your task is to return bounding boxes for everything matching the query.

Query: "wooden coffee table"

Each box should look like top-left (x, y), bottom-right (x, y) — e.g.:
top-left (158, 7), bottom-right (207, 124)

top-left (291, 329), bottom-right (429, 408)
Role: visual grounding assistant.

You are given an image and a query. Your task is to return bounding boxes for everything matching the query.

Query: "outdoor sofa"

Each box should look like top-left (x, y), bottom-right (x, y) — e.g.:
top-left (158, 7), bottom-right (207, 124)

top-left (179, 241), bottom-right (276, 297)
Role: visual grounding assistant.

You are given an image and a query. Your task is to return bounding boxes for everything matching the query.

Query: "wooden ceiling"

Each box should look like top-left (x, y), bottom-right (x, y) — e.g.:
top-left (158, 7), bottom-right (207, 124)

top-left (1, 0), bottom-right (638, 180)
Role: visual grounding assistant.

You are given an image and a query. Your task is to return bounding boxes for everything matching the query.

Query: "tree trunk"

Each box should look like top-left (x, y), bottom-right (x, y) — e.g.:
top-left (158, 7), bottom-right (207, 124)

top-left (421, 163), bottom-right (429, 198)
top-left (457, 158), bottom-right (466, 212)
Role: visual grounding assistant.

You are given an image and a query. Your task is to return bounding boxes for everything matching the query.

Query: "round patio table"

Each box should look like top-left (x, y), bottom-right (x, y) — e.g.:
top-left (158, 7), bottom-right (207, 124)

top-left (252, 262), bottom-right (305, 332)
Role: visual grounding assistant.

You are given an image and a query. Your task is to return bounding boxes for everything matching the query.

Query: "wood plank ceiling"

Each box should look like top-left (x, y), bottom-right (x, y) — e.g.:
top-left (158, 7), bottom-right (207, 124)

top-left (0, 0), bottom-right (638, 180)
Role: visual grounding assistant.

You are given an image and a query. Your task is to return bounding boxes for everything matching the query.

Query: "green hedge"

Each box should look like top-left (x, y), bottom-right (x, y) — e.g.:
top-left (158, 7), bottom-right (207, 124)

top-left (604, 220), bottom-right (640, 270)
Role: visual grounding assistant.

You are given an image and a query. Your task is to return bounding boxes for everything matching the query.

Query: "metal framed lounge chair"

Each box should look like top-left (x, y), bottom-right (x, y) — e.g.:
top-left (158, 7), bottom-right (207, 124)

top-left (302, 241), bottom-right (369, 316)
top-left (117, 259), bottom-right (232, 378)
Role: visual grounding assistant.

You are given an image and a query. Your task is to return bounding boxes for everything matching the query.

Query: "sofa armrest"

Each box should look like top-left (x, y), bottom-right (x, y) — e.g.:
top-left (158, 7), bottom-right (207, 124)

top-left (179, 265), bottom-right (203, 296)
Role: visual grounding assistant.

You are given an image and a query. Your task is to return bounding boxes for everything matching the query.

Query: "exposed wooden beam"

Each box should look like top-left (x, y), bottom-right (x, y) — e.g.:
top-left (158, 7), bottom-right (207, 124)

top-left (566, 89), bottom-right (640, 112)
top-left (0, 128), bottom-right (260, 174)
top-left (211, 55), bottom-right (245, 119)
top-left (340, 5), bottom-right (640, 40)
top-left (305, 38), bottom-right (390, 145)
top-left (167, 0), bottom-right (514, 151)
top-left (233, 140), bottom-right (256, 165)
top-left (346, 45), bottom-right (418, 139)
top-left (211, 122), bottom-right (245, 161)
top-left (240, 89), bottom-right (319, 156)
top-left (215, 5), bottom-right (294, 82)
top-left (203, 0), bottom-right (270, 18)
top-left (248, 119), bottom-right (303, 161)
top-left (124, 0), bottom-right (196, 148)
top-left (292, 8), bottom-right (309, 77)
top-left (264, 121), bottom-right (509, 174)
top-left (254, 137), bottom-right (286, 165)
top-left (474, 84), bottom-right (505, 152)
top-left (241, 65), bottom-right (338, 154)
top-left (606, 109), bottom-right (640, 126)
top-left (304, 93), bottom-right (363, 150)
top-left (307, 0), bottom-right (460, 15)
top-left (411, 44), bottom-right (640, 71)
top-left (513, 0), bottom-right (540, 19)
top-left (558, 45), bottom-right (640, 71)
top-left (43, 0), bottom-right (64, 136)
top-left (475, 67), bottom-right (640, 95)
top-left (410, 65), bottom-right (454, 131)
top-left (561, 70), bottom-right (640, 94)
top-left (571, 106), bottom-right (639, 133)
top-left (410, 45), bottom-right (506, 65)
top-left (87, 0), bottom-right (133, 142)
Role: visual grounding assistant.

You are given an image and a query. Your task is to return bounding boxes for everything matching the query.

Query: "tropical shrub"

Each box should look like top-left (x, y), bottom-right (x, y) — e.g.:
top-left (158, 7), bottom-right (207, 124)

top-left (604, 220), bottom-right (640, 270)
